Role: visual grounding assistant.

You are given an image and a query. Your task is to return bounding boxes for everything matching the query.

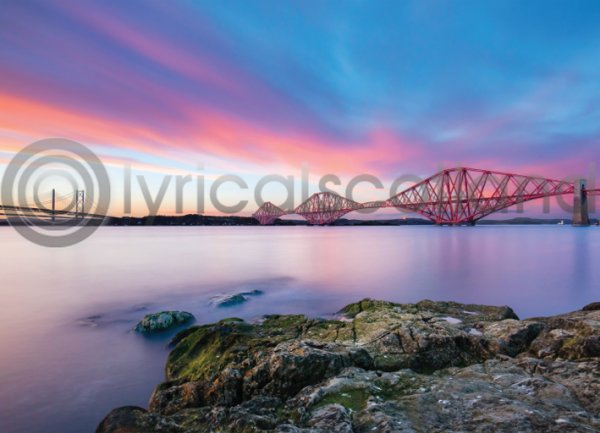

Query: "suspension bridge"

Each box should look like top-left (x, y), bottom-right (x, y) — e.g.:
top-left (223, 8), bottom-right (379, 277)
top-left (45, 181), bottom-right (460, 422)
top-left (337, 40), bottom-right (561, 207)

top-left (253, 167), bottom-right (600, 226)
top-left (0, 189), bottom-right (105, 224)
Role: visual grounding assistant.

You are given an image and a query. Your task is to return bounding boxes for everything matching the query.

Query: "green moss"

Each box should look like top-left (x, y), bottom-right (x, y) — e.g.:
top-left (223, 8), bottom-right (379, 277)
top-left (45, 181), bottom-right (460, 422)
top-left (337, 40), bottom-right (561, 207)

top-left (275, 406), bottom-right (302, 424)
top-left (166, 322), bottom-right (257, 381)
top-left (561, 337), bottom-right (580, 348)
top-left (262, 314), bottom-right (307, 330)
top-left (303, 319), bottom-right (348, 342)
top-left (373, 354), bottom-right (407, 371)
top-left (169, 325), bottom-right (203, 347)
top-left (314, 388), bottom-right (370, 412)
top-left (559, 336), bottom-right (587, 359)
top-left (370, 375), bottom-right (423, 400)
top-left (166, 314), bottom-right (316, 382)
top-left (338, 298), bottom-right (397, 318)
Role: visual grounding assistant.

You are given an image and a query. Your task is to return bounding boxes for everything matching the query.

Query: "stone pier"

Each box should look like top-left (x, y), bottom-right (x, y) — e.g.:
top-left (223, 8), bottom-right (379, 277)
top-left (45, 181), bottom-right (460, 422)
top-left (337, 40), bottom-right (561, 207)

top-left (572, 179), bottom-right (590, 226)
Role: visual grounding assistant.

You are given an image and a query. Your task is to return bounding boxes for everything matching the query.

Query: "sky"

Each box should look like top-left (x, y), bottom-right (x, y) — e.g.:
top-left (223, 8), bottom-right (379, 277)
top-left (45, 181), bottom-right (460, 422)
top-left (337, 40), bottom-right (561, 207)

top-left (1, 0), bottom-right (599, 217)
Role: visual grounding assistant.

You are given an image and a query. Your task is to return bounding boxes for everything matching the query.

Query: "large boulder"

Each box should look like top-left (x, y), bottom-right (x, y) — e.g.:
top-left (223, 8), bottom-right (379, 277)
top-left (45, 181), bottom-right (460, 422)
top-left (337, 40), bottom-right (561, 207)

top-left (99, 298), bottom-right (600, 433)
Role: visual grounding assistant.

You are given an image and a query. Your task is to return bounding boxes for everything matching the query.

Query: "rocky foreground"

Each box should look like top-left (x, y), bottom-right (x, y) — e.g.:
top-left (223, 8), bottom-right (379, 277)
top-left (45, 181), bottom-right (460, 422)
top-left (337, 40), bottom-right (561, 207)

top-left (97, 299), bottom-right (600, 433)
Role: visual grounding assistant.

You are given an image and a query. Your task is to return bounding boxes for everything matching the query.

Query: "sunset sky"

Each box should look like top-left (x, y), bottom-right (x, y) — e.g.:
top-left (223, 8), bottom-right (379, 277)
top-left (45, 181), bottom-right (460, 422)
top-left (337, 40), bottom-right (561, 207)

top-left (1, 0), bottom-right (599, 216)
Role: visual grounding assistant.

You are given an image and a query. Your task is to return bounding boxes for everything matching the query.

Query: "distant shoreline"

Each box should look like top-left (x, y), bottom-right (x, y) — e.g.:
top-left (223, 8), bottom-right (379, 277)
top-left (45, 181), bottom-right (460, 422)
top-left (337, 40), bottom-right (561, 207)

top-left (2, 215), bottom-right (596, 226)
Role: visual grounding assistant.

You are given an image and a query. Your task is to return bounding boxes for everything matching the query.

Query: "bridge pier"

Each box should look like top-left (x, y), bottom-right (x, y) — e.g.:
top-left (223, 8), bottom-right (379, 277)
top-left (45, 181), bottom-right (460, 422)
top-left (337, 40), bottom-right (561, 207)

top-left (572, 179), bottom-right (590, 226)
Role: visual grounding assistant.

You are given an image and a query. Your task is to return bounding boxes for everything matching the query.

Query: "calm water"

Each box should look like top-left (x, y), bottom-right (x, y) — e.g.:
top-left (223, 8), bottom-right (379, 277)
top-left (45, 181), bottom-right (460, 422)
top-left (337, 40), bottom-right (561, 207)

top-left (1, 225), bottom-right (599, 433)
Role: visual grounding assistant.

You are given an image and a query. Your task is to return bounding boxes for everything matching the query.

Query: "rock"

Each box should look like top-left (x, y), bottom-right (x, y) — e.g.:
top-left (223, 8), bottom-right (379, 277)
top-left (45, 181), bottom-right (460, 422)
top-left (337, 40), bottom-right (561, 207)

top-left (209, 289), bottom-right (264, 308)
top-left (356, 358), bottom-right (598, 433)
top-left (307, 404), bottom-right (353, 433)
top-left (98, 298), bottom-right (600, 433)
top-left (483, 319), bottom-right (544, 356)
top-left (528, 308), bottom-right (600, 360)
top-left (582, 301), bottom-right (600, 311)
top-left (134, 311), bottom-right (194, 334)
top-left (94, 406), bottom-right (183, 433)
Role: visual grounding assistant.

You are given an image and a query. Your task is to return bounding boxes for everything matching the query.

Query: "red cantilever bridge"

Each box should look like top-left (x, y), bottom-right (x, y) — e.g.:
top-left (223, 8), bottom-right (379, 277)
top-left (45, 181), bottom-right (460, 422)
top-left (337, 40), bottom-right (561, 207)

top-left (253, 167), bottom-right (599, 226)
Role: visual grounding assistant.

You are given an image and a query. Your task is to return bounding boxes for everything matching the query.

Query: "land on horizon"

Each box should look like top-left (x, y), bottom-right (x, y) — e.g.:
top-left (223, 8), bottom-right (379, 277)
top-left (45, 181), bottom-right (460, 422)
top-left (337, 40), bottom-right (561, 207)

top-left (55, 215), bottom-right (600, 226)
top-left (106, 215), bottom-right (598, 226)
top-left (1, 214), bottom-right (598, 226)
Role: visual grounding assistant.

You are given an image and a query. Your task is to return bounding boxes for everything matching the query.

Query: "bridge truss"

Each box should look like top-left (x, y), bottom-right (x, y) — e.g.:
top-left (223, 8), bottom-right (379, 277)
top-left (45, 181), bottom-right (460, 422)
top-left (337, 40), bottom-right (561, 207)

top-left (252, 167), bottom-right (590, 225)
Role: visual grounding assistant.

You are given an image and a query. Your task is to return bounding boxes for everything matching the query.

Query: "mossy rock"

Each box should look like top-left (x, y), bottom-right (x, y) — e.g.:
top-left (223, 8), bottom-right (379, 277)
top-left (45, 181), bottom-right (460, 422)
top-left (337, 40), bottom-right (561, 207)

top-left (99, 300), bottom-right (600, 433)
top-left (338, 298), bottom-right (397, 318)
top-left (167, 321), bottom-right (257, 381)
top-left (134, 311), bottom-right (195, 334)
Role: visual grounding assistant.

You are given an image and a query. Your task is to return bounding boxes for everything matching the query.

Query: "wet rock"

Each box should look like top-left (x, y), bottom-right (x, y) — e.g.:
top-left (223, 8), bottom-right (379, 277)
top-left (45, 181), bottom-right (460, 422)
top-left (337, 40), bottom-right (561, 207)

top-left (77, 314), bottom-right (103, 328)
top-left (209, 289), bottom-right (264, 307)
top-left (98, 298), bottom-right (600, 433)
top-left (134, 311), bottom-right (194, 334)
top-left (94, 406), bottom-right (182, 433)
top-left (148, 380), bottom-right (205, 415)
